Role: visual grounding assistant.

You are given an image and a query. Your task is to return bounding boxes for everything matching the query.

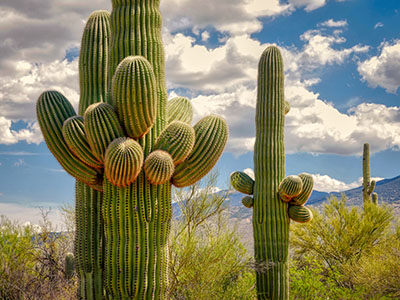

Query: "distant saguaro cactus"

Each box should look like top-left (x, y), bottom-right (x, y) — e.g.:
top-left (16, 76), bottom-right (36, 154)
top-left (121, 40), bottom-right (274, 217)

top-left (230, 46), bottom-right (314, 300)
top-left (363, 143), bottom-right (378, 207)
top-left (36, 1), bottom-right (228, 299)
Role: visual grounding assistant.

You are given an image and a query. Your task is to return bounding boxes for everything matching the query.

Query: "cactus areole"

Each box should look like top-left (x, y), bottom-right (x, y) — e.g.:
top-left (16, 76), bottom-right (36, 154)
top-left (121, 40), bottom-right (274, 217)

top-left (36, 0), bottom-right (228, 299)
top-left (230, 46), bottom-right (314, 299)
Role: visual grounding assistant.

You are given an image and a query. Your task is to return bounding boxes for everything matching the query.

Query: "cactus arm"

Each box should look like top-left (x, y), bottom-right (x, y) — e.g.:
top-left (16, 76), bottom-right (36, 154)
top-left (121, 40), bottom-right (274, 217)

top-left (63, 116), bottom-right (103, 169)
top-left (242, 196), bottom-right (254, 208)
top-left (36, 91), bottom-right (102, 188)
top-left (154, 121), bottom-right (195, 165)
top-left (288, 205), bottom-right (313, 223)
top-left (372, 192), bottom-right (378, 204)
top-left (166, 96), bottom-right (193, 124)
top-left (84, 102), bottom-right (125, 163)
top-left (284, 100), bottom-right (290, 115)
top-left (230, 171), bottom-right (255, 195)
top-left (144, 150), bottom-right (175, 185)
top-left (278, 175), bottom-right (303, 202)
top-left (79, 11), bottom-right (111, 115)
top-left (112, 56), bottom-right (157, 138)
top-left (171, 115), bottom-right (229, 188)
top-left (291, 173), bottom-right (314, 206)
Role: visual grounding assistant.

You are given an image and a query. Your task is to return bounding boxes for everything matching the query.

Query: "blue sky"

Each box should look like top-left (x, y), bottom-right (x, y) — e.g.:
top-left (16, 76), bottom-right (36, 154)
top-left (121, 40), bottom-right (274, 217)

top-left (0, 0), bottom-right (399, 226)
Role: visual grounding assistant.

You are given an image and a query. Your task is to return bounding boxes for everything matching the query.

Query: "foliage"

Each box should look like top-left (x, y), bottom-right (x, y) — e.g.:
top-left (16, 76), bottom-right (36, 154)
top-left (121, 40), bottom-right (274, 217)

top-left (0, 211), bottom-right (77, 300)
top-left (169, 173), bottom-right (256, 300)
top-left (290, 195), bottom-right (397, 298)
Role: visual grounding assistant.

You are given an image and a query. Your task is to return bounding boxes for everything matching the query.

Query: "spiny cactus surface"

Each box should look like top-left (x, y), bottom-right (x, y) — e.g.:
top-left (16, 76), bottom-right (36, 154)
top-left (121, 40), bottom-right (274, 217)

top-left (230, 46), bottom-right (314, 300)
top-left (35, 1), bottom-right (228, 299)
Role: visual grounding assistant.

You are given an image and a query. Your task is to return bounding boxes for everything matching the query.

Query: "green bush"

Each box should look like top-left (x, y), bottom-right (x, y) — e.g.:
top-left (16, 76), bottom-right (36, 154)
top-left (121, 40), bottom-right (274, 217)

top-left (290, 195), bottom-right (397, 299)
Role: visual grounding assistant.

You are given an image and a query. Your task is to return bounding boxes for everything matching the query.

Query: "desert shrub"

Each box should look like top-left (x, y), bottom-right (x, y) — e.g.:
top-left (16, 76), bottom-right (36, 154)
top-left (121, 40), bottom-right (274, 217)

top-left (0, 211), bottom-right (77, 300)
top-left (290, 195), bottom-right (396, 298)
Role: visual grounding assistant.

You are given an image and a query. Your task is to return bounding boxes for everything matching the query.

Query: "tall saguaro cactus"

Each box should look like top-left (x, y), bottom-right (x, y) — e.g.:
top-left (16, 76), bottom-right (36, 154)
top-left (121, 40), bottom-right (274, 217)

top-left (362, 143), bottom-right (378, 207)
top-left (230, 46), bottom-right (314, 300)
top-left (36, 1), bottom-right (228, 299)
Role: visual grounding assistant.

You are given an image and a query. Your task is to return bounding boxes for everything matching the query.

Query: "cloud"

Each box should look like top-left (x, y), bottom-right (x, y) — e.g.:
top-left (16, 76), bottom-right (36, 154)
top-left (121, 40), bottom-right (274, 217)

top-left (0, 202), bottom-right (65, 229)
top-left (0, 117), bottom-right (42, 145)
top-left (288, 0), bottom-right (327, 12)
top-left (319, 19), bottom-right (348, 27)
top-left (161, 0), bottom-right (290, 35)
top-left (374, 22), bottom-right (384, 29)
top-left (358, 40), bottom-right (400, 93)
top-left (312, 174), bottom-right (359, 192)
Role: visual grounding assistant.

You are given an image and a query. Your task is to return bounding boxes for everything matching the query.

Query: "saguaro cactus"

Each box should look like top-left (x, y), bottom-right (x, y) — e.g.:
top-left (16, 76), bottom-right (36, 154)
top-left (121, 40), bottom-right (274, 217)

top-left (230, 46), bottom-right (314, 300)
top-left (36, 1), bottom-right (228, 299)
top-left (362, 143), bottom-right (378, 207)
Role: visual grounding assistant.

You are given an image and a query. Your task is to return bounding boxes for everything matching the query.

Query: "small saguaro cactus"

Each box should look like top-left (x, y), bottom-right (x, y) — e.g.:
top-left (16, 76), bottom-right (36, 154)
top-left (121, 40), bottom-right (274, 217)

top-left (36, 1), bottom-right (228, 299)
top-left (363, 143), bottom-right (378, 207)
top-left (64, 252), bottom-right (75, 280)
top-left (230, 46), bottom-right (314, 300)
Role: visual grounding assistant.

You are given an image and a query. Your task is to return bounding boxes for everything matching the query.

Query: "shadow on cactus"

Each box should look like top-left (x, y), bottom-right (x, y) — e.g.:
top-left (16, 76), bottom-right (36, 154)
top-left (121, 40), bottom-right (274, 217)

top-left (36, 1), bottom-right (228, 299)
top-left (230, 46), bottom-right (314, 300)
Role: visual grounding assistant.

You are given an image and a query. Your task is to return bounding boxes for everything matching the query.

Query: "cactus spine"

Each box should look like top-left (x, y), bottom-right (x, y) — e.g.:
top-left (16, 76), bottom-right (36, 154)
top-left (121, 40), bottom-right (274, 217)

top-left (36, 1), bottom-right (228, 299)
top-left (230, 46), bottom-right (314, 299)
top-left (363, 143), bottom-right (377, 208)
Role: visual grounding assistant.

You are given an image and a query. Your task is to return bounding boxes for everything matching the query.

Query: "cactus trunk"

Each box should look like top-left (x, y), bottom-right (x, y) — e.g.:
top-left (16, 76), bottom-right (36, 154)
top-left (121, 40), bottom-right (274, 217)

top-left (253, 47), bottom-right (289, 299)
top-left (75, 182), bottom-right (104, 300)
top-left (362, 143), bottom-right (377, 209)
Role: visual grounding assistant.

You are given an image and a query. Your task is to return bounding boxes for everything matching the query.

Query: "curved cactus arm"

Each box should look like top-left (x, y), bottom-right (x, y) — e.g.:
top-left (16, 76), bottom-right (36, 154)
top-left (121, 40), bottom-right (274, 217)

top-left (368, 180), bottom-right (376, 194)
top-left (36, 91), bottom-right (102, 188)
top-left (230, 171), bottom-right (255, 195)
top-left (288, 205), bottom-right (313, 223)
top-left (154, 121), bottom-right (195, 165)
top-left (166, 96), bottom-right (193, 124)
top-left (171, 115), bottom-right (229, 188)
top-left (284, 100), bottom-right (290, 115)
top-left (278, 175), bottom-right (302, 202)
top-left (79, 10), bottom-right (111, 115)
top-left (291, 173), bottom-right (314, 206)
top-left (104, 137), bottom-right (144, 187)
top-left (372, 192), bottom-right (378, 204)
top-left (63, 116), bottom-right (103, 169)
top-left (112, 56), bottom-right (157, 138)
top-left (84, 102), bottom-right (125, 163)
top-left (242, 196), bottom-right (254, 208)
top-left (144, 150), bottom-right (175, 185)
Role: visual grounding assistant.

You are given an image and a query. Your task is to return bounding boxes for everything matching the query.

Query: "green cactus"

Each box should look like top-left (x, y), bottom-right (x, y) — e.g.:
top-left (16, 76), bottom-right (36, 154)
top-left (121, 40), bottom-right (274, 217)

top-left (230, 171), bottom-right (254, 195)
top-left (65, 252), bottom-right (75, 280)
top-left (230, 46), bottom-right (314, 299)
top-left (36, 1), bottom-right (228, 299)
top-left (363, 143), bottom-right (378, 208)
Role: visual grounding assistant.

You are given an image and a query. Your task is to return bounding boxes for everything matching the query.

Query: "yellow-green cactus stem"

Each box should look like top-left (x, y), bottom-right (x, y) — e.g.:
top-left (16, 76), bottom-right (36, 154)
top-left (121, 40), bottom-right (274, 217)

top-left (75, 181), bottom-right (104, 299)
top-left (278, 175), bottom-right (303, 202)
top-left (65, 252), bottom-right (75, 280)
top-left (144, 150), bottom-right (175, 185)
top-left (166, 96), bottom-right (193, 124)
top-left (288, 205), bottom-right (313, 223)
top-left (362, 143), bottom-right (377, 209)
top-left (171, 115), bottom-right (228, 188)
top-left (230, 171), bottom-right (254, 195)
top-left (112, 56), bottom-right (157, 138)
top-left (372, 192), bottom-right (378, 204)
top-left (154, 121), bottom-right (195, 165)
top-left (84, 102), bottom-right (125, 163)
top-left (75, 10), bottom-right (111, 300)
top-left (242, 196), bottom-right (254, 208)
top-left (36, 91), bottom-right (102, 188)
top-left (104, 137), bottom-right (144, 187)
top-left (63, 116), bottom-right (103, 169)
top-left (79, 10), bottom-right (111, 115)
top-left (291, 173), bottom-right (314, 206)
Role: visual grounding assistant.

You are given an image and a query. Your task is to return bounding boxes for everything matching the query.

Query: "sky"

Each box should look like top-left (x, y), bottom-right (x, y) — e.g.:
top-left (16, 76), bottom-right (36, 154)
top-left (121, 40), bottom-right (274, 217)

top-left (0, 0), bottom-right (399, 227)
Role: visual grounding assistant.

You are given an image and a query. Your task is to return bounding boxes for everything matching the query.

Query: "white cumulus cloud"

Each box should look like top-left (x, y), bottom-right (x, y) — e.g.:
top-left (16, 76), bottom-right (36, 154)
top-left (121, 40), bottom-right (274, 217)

top-left (358, 40), bottom-right (400, 93)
